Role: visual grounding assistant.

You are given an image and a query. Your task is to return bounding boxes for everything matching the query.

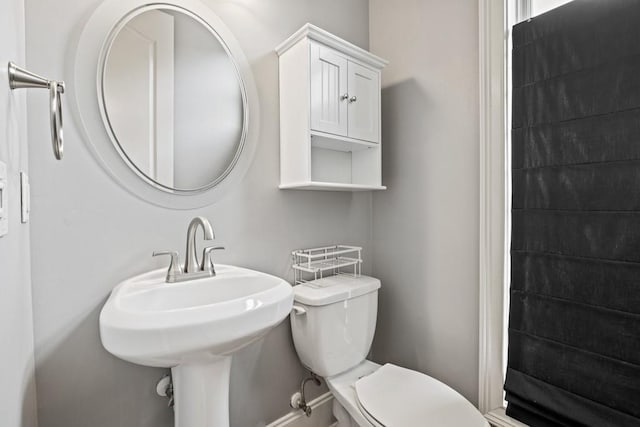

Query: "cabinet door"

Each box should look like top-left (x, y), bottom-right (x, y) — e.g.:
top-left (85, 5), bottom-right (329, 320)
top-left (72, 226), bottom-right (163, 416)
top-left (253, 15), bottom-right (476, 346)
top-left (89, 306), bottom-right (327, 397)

top-left (310, 43), bottom-right (348, 136)
top-left (347, 61), bottom-right (380, 143)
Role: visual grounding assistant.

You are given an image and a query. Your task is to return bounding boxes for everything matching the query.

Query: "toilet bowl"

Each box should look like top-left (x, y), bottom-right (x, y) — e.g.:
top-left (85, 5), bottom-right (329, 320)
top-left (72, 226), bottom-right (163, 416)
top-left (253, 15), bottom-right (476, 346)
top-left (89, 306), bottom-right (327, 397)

top-left (290, 275), bottom-right (488, 427)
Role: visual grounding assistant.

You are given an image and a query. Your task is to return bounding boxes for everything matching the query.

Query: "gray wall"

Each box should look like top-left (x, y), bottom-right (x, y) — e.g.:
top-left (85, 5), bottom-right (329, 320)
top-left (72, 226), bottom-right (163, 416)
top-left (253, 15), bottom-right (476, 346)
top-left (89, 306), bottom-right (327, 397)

top-left (25, 1), bottom-right (371, 426)
top-left (369, 0), bottom-right (480, 404)
top-left (0, 0), bottom-right (38, 425)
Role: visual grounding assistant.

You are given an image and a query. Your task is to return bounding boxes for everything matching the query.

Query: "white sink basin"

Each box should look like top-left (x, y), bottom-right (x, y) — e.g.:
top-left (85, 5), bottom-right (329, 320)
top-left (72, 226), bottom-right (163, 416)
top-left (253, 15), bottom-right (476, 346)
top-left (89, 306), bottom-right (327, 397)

top-left (99, 264), bottom-right (293, 427)
top-left (100, 264), bottom-right (293, 366)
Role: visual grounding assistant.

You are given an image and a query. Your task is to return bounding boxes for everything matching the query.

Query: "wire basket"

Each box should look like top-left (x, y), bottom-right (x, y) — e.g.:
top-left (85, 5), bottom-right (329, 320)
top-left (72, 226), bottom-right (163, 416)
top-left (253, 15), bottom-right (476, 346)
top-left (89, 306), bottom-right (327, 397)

top-left (291, 245), bottom-right (362, 285)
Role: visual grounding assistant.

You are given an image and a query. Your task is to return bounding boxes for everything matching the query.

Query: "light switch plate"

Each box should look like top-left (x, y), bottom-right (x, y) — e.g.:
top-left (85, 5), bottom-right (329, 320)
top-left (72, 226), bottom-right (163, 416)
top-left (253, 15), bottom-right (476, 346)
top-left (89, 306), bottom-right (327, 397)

top-left (20, 172), bottom-right (29, 224)
top-left (0, 161), bottom-right (8, 237)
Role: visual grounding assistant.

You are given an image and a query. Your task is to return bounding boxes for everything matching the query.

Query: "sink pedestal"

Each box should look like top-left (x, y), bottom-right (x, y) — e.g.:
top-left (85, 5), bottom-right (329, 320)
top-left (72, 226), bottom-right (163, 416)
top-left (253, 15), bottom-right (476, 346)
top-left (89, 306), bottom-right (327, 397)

top-left (172, 356), bottom-right (232, 427)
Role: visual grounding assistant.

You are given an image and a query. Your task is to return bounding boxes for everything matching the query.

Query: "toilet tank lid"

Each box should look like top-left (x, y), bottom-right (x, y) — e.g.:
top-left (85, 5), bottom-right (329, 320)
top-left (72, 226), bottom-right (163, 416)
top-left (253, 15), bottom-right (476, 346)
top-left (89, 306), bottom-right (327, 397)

top-left (293, 275), bottom-right (380, 306)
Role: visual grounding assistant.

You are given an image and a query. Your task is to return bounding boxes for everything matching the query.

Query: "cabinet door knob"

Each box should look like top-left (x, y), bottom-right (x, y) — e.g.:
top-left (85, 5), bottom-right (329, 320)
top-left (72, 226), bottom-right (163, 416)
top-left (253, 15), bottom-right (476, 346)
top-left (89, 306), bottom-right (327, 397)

top-left (349, 95), bottom-right (357, 103)
top-left (340, 93), bottom-right (349, 101)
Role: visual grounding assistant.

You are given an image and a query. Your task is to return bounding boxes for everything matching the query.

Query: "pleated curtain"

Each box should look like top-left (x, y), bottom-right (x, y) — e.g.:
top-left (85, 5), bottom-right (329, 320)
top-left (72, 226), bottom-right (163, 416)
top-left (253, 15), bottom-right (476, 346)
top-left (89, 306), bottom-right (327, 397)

top-left (505, 0), bottom-right (640, 425)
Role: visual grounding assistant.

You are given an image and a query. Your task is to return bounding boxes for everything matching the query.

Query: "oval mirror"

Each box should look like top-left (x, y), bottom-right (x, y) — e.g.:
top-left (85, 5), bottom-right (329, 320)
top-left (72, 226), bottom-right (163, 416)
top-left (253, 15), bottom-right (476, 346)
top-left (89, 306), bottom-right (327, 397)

top-left (100, 5), bottom-right (247, 193)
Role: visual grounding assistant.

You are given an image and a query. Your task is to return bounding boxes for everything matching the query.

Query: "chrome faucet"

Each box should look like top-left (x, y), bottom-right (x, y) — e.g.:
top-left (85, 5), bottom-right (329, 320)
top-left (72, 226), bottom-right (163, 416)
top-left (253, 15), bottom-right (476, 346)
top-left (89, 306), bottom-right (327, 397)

top-left (153, 217), bottom-right (225, 283)
top-left (185, 216), bottom-right (214, 273)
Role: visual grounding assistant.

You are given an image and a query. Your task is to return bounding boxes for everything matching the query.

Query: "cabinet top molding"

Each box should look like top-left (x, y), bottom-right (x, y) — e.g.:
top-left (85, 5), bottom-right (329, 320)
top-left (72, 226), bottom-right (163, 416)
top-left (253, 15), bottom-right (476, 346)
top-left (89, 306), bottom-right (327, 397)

top-left (275, 23), bottom-right (388, 69)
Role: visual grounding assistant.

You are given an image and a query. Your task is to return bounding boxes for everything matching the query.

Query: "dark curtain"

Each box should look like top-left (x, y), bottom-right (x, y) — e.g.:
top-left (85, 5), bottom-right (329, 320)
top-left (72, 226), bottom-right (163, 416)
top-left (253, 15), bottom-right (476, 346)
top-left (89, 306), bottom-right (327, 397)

top-left (506, 1), bottom-right (640, 426)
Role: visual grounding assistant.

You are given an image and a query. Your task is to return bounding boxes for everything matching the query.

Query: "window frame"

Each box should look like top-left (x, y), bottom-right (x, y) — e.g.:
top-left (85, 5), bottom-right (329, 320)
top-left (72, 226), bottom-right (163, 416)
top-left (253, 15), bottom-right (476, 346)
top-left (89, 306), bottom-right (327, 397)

top-left (477, 0), bottom-right (529, 425)
top-left (479, 0), bottom-right (573, 424)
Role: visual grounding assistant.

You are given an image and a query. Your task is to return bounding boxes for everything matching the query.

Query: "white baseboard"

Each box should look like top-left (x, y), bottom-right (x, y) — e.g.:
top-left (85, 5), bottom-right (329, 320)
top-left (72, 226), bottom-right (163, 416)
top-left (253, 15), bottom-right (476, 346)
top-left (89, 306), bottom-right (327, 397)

top-left (266, 392), bottom-right (336, 427)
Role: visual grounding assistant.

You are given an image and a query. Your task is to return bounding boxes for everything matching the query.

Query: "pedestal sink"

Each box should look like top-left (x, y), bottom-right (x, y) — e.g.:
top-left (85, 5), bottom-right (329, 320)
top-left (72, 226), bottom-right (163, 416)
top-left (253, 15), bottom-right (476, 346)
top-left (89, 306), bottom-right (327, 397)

top-left (99, 264), bottom-right (293, 427)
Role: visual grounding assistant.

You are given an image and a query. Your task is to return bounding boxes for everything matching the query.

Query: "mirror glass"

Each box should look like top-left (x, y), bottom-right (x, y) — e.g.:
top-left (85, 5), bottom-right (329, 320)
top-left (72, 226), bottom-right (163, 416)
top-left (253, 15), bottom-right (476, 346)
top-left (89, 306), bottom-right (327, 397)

top-left (101, 6), bottom-right (246, 192)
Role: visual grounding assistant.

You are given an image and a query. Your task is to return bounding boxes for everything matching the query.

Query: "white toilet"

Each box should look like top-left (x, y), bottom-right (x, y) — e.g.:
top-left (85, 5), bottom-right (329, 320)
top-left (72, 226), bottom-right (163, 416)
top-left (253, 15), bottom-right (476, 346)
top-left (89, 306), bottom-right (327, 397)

top-left (290, 274), bottom-right (489, 427)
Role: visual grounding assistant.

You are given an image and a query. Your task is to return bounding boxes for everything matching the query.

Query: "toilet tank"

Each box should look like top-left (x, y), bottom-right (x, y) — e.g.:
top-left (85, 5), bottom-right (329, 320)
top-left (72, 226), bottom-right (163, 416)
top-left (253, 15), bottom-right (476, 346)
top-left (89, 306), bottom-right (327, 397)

top-left (290, 275), bottom-right (380, 377)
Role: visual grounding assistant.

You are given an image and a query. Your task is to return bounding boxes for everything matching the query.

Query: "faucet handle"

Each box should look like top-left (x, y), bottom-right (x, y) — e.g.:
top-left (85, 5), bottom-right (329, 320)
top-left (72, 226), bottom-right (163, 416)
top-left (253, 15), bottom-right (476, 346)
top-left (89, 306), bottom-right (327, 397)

top-left (202, 246), bottom-right (225, 275)
top-left (153, 251), bottom-right (183, 282)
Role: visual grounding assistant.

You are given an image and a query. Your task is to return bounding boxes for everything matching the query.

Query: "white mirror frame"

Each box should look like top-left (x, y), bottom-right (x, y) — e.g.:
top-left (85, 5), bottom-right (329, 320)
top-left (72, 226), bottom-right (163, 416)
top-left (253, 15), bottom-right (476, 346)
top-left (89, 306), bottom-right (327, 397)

top-left (71, 0), bottom-right (259, 209)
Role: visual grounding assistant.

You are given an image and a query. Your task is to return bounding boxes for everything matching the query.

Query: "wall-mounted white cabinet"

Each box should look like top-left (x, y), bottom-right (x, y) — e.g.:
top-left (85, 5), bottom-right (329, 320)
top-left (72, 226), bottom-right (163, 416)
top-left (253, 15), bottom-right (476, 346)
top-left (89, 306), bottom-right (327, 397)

top-left (310, 44), bottom-right (379, 143)
top-left (276, 24), bottom-right (388, 191)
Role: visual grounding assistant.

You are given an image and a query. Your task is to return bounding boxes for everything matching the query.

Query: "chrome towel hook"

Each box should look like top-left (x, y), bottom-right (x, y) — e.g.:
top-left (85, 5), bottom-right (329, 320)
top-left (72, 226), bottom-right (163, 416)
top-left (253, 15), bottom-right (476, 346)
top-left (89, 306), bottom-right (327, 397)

top-left (8, 62), bottom-right (65, 160)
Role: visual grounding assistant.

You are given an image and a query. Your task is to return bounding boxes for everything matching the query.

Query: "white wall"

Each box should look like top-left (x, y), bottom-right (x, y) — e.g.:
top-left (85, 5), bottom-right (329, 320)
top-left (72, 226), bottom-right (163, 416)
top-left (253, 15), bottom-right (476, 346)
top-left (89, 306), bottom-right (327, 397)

top-left (369, 0), bottom-right (481, 404)
top-left (0, 0), bottom-right (39, 425)
top-left (25, 0), bottom-right (371, 426)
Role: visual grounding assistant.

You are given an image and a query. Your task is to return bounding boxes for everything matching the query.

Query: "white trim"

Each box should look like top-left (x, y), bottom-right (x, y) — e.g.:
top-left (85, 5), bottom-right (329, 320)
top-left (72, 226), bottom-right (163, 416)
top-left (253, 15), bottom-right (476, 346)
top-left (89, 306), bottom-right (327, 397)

top-left (275, 23), bottom-right (388, 69)
top-left (266, 392), bottom-right (335, 427)
top-left (478, 0), bottom-right (508, 416)
top-left (486, 408), bottom-right (529, 427)
top-left (479, 2), bottom-right (533, 426)
top-left (515, 0), bottom-right (532, 22)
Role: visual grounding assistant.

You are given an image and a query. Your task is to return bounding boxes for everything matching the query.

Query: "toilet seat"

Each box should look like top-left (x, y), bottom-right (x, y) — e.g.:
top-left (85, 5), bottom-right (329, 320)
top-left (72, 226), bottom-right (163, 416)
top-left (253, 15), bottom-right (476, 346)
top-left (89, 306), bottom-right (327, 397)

top-left (355, 395), bottom-right (385, 426)
top-left (326, 361), bottom-right (382, 426)
top-left (354, 363), bottom-right (489, 427)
